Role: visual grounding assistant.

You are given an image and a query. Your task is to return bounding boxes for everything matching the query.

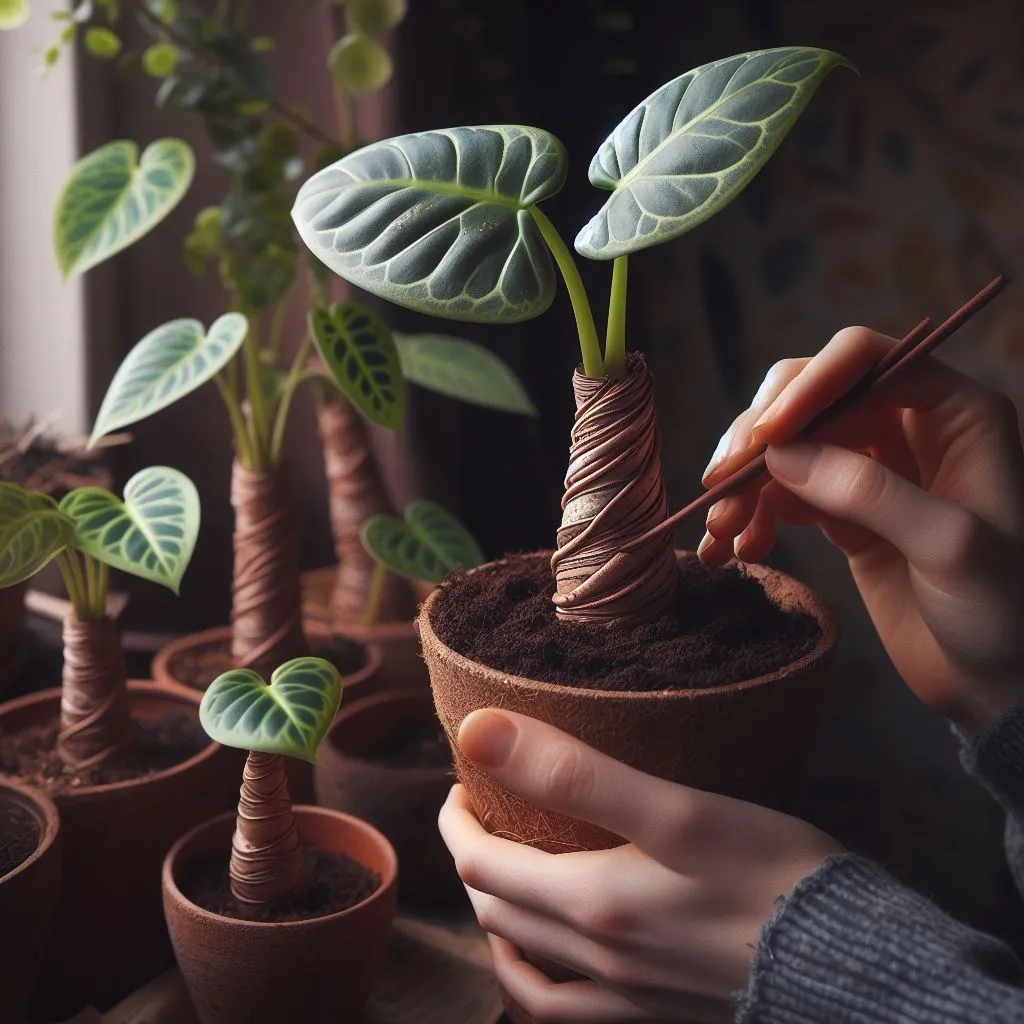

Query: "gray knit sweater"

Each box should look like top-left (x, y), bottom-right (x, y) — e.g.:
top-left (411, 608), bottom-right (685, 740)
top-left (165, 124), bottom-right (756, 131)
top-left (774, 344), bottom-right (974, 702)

top-left (739, 700), bottom-right (1024, 1023)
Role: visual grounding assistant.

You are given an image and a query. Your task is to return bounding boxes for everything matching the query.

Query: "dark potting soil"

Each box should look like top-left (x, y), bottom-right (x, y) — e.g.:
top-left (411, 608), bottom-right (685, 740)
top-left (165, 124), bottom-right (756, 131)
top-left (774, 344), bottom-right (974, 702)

top-left (356, 719), bottom-right (452, 770)
top-left (0, 713), bottom-right (207, 793)
top-left (182, 846), bottom-right (380, 922)
top-left (432, 554), bottom-right (822, 692)
top-left (0, 797), bottom-right (40, 878)
top-left (168, 633), bottom-right (367, 691)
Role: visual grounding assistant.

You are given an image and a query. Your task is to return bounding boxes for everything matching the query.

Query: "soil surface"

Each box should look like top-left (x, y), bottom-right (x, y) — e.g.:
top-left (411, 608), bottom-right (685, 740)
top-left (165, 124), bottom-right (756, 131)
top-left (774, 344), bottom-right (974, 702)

top-left (182, 846), bottom-right (380, 922)
top-left (0, 796), bottom-right (40, 878)
top-left (0, 713), bottom-right (208, 793)
top-left (354, 719), bottom-right (452, 770)
top-left (432, 554), bottom-right (822, 692)
top-left (168, 633), bottom-right (367, 691)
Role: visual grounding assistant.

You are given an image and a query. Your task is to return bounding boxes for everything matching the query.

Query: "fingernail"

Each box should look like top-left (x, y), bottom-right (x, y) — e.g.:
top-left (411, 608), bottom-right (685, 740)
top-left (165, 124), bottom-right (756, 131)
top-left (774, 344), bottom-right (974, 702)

top-left (706, 500), bottom-right (725, 526)
top-left (459, 710), bottom-right (517, 768)
top-left (702, 431), bottom-right (730, 480)
top-left (766, 441), bottom-right (822, 486)
top-left (697, 532), bottom-right (714, 559)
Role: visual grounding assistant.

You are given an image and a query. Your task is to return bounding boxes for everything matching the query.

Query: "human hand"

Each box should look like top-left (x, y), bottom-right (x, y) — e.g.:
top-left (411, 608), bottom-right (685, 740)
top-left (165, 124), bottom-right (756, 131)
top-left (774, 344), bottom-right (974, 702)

top-left (439, 709), bottom-right (841, 1023)
top-left (700, 326), bottom-right (1024, 735)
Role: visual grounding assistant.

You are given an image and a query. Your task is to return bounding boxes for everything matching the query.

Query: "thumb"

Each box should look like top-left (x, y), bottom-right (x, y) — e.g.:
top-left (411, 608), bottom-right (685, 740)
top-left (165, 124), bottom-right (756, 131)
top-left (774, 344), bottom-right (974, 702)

top-left (765, 440), bottom-right (983, 574)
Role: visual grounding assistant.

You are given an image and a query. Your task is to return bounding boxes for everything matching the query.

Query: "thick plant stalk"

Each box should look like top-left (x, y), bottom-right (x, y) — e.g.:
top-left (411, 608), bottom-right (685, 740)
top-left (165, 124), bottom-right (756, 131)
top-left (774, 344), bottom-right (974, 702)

top-left (551, 354), bottom-right (677, 627)
top-left (316, 393), bottom-right (416, 623)
top-left (229, 751), bottom-right (307, 910)
top-left (231, 461), bottom-right (309, 677)
top-left (57, 614), bottom-right (133, 767)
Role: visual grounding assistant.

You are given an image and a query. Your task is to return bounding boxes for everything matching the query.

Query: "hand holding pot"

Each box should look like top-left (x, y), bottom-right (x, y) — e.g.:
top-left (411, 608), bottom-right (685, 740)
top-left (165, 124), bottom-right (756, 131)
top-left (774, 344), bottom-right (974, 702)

top-left (700, 326), bottom-right (1024, 736)
top-left (439, 709), bottom-right (841, 1023)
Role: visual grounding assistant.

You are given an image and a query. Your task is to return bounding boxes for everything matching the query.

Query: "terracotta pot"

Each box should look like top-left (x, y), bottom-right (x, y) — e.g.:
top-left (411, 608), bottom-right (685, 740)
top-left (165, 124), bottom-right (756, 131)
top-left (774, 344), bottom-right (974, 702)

top-left (163, 806), bottom-right (398, 1024)
top-left (315, 688), bottom-right (459, 904)
top-left (0, 582), bottom-right (28, 695)
top-left (0, 777), bottom-right (61, 1024)
top-left (0, 682), bottom-right (238, 1020)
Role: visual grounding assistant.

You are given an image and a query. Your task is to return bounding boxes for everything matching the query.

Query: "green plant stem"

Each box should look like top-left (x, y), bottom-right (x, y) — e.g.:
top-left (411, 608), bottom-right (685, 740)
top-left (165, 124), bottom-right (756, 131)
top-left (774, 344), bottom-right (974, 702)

top-left (362, 562), bottom-right (387, 626)
top-left (269, 333), bottom-right (315, 465)
top-left (241, 315), bottom-right (269, 470)
top-left (83, 554), bottom-right (108, 620)
top-left (528, 207), bottom-right (603, 377)
top-left (213, 371), bottom-right (255, 467)
top-left (56, 550), bottom-right (90, 620)
top-left (604, 255), bottom-right (629, 378)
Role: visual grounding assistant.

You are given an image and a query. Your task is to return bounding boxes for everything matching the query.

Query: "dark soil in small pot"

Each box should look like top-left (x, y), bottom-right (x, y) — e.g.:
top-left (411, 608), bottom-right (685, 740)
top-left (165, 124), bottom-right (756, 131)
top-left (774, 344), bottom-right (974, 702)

top-left (420, 551), bottom-right (838, 854)
top-left (0, 582), bottom-right (28, 695)
top-left (163, 806), bottom-right (398, 1024)
top-left (314, 688), bottom-right (459, 905)
top-left (0, 777), bottom-right (61, 1024)
top-left (0, 682), bottom-right (238, 1020)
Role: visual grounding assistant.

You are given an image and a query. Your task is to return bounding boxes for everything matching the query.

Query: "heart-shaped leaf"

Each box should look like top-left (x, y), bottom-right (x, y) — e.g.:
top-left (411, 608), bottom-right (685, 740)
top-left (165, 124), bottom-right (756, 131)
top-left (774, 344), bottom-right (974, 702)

top-left (90, 313), bottom-right (248, 445)
top-left (360, 500), bottom-right (483, 583)
top-left (199, 657), bottom-right (343, 761)
top-left (394, 332), bottom-right (536, 415)
top-left (310, 301), bottom-right (404, 429)
top-left (54, 138), bottom-right (196, 279)
top-left (291, 125), bottom-right (567, 323)
top-left (59, 466), bottom-right (200, 593)
top-left (575, 48), bottom-right (852, 260)
top-left (0, 484), bottom-right (73, 588)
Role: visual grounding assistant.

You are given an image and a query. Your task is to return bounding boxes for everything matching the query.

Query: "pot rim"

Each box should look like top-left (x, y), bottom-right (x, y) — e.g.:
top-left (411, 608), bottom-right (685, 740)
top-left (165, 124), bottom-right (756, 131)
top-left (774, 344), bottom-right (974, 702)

top-left (0, 775), bottom-right (60, 888)
top-left (0, 681), bottom-right (223, 800)
top-left (419, 550), bottom-right (839, 701)
top-left (162, 805), bottom-right (399, 930)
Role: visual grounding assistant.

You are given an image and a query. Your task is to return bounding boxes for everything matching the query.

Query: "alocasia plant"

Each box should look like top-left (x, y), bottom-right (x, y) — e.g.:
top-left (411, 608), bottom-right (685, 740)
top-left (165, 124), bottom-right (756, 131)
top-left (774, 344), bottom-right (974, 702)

top-left (292, 47), bottom-right (853, 628)
top-left (0, 466), bottom-right (200, 766)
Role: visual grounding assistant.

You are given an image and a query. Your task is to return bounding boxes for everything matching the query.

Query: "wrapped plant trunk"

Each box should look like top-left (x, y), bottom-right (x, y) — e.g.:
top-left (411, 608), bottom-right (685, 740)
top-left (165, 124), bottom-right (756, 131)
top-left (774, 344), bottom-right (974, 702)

top-left (552, 354), bottom-right (677, 627)
top-left (230, 461), bottom-right (309, 677)
top-left (57, 614), bottom-right (132, 767)
top-left (315, 392), bottom-right (416, 623)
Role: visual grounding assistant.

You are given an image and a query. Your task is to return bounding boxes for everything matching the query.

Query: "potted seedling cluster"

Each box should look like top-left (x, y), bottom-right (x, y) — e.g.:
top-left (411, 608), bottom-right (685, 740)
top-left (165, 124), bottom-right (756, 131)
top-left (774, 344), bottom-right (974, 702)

top-left (163, 656), bottom-right (397, 1024)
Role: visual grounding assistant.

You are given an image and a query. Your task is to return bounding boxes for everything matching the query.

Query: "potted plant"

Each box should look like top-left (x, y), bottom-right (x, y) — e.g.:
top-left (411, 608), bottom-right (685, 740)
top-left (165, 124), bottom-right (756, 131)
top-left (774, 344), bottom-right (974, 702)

top-left (315, 499), bottom-right (482, 903)
top-left (0, 469), bottom-right (237, 1017)
top-left (0, 776), bottom-right (61, 1024)
top-left (291, 47), bottom-right (846, 849)
top-left (163, 656), bottom-right (398, 1024)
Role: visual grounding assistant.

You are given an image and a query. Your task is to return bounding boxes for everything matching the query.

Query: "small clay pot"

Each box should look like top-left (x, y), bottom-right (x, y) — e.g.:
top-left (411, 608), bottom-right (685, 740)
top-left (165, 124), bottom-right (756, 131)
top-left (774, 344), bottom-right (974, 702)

top-left (0, 777), bottom-right (61, 1024)
top-left (0, 682), bottom-right (238, 1019)
top-left (0, 582), bottom-right (28, 695)
top-left (314, 688), bottom-right (459, 904)
top-left (163, 806), bottom-right (398, 1024)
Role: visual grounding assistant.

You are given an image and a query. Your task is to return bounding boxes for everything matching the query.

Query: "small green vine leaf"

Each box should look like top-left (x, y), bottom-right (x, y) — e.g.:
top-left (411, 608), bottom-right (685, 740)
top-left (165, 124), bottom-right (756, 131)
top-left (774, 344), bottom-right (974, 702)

top-left (0, 0), bottom-right (30, 30)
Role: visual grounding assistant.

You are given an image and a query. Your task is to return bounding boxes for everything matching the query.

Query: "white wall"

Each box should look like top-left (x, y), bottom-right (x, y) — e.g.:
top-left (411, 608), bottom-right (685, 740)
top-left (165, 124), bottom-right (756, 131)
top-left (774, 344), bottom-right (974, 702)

top-left (0, 2), bottom-right (86, 435)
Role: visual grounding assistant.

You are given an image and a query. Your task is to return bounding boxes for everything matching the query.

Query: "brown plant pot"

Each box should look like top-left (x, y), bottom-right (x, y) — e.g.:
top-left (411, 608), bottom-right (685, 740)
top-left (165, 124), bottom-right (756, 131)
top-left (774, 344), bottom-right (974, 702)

top-left (0, 682), bottom-right (238, 1020)
top-left (163, 806), bottom-right (399, 1024)
top-left (314, 688), bottom-right (459, 905)
top-left (0, 582), bottom-right (28, 695)
top-left (0, 776), bottom-right (61, 1024)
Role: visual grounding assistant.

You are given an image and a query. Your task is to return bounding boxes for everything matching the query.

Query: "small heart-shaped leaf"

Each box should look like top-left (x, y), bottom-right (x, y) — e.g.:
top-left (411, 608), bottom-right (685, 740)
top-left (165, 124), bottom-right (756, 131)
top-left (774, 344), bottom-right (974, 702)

top-left (394, 332), bottom-right (536, 415)
top-left (310, 301), bottom-right (404, 429)
top-left (0, 484), bottom-right (73, 588)
top-left (54, 138), bottom-right (195, 279)
top-left (59, 466), bottom-right (200, 593)
top-left (90, 313), bottom-right (248, 445)
top-left (199, 657), bottom-right (343, 761)
top-left (360, 500), bottom-right (483, 583)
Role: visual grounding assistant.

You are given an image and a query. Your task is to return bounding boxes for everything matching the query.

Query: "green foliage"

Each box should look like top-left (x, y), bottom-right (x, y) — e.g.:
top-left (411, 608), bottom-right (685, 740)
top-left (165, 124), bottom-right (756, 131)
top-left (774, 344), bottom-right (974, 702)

top-left (53, 138), bottom-right (195, 279)
top-left (360, 501), bottom-right (483, 583)
top-left (199, 657), bottom-right (343, 761)
top-left (59, 466), bottom-right (200, 594)
top-left (575, 47), bottom-right (853, 259)
top-left (291, 126), bottom-right (568, 323)
top-left (310, 302), bottom-right (404, 429)
top-left (0, 0), bottom-right (29, 31)
top-left (142, 42), bottom-right (179, 77)
top-left (328, 33), bottom-right (392, 92)
top-left (346, 0), bottom-right (407, 37)
top-left (0, 485), bottom-right (73, 589)
top-left (84, 25), bottom-right (120, 58)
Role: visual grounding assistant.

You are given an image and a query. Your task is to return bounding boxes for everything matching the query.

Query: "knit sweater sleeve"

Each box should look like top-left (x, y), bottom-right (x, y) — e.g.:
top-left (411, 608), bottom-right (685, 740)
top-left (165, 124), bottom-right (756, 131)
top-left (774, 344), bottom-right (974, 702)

top-left (737, 699), bottom-right (1024, 1024)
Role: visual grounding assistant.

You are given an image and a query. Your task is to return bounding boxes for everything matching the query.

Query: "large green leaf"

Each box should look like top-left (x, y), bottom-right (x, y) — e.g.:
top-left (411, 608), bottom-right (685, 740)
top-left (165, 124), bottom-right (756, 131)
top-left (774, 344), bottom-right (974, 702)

top-left (199, 657), bottom-right (343, 761)
top-left (0, 484), bottom-right (73, 588)
top-left (394, 332), bottom-right (536, 415)
top-left (59, 466), bottom-right (200, 593)
top-left (90, 313), bottom-right (248, 445)
top-left (291, 125), bottom-right (567, 323)
top-left (310, 301), bottom-right (404, 429)
top-left (360, 500), bottom-right (483, 584)
top-left (54, 138), bottom-right (196, 279)
top-left (575, 48), bottom-right (852, 260)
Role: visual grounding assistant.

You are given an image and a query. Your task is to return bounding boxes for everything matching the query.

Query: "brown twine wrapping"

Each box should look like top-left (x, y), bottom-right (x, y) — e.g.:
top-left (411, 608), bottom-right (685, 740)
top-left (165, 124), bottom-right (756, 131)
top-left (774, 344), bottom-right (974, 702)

top-left (230, 461), bottom-right (309, 678)
top-left (316, 394), bottom-right (416, 624)
top-left (551, 354), bottom-right (677, 627)
top-left (229, 751), bottom-right (308, 909)
top-left (57, 614), bottom-right (133, 767)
